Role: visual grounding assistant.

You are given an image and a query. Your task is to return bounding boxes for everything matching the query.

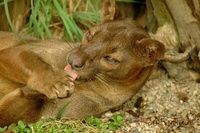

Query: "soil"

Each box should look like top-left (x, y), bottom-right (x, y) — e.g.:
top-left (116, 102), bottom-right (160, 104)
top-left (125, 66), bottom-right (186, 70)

top-left (102, 66), bottom-right (200, 133)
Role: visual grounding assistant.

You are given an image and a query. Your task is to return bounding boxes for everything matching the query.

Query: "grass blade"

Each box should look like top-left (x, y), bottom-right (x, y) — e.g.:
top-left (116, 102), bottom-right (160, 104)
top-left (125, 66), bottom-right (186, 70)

top-left (3, 0), bottom-right (27, 42)
top-left (56, 102), bottom-right (70, 120)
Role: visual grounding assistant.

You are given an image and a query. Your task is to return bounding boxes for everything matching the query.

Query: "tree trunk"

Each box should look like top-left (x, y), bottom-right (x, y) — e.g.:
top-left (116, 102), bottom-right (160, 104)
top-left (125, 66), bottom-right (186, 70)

top-left (146, 0), bottom-right (200, 81)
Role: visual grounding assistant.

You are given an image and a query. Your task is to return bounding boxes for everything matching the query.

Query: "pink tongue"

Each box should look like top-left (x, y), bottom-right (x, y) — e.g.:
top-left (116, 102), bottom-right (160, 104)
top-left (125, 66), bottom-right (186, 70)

top-left (64, 65), bottom-right (78, 80)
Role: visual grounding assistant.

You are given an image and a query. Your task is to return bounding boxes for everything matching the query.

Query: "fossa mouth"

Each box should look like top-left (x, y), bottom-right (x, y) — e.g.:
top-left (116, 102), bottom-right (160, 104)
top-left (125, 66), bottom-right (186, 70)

top-left (64, 65), bottom-right (79, 80)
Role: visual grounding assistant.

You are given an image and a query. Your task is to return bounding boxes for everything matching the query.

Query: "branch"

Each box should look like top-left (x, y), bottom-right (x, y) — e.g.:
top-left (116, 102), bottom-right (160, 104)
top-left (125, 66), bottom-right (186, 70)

top-left (162, 45), bottom-right (195, 63)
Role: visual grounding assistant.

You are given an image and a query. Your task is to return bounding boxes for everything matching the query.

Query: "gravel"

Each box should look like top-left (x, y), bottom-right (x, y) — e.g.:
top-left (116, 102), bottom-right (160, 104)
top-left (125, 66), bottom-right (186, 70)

top-left (102, 67), bottom-right (200, 133)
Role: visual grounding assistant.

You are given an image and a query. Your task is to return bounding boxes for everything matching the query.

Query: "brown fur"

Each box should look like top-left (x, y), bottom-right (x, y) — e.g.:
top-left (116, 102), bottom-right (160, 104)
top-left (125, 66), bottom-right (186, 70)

top-left (0, 4), bottom-right (165, 127)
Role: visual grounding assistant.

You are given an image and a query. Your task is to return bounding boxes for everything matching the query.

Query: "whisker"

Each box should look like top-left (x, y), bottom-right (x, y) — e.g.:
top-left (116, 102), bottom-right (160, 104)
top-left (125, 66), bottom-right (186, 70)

top-left (95, 75), bottom-right (110, 90)
top-left (95, 74), bottom-right (116, 90)
top-left (96, 74), bottom-right (115, 85)
top-left (66, 42), bottom-right (75, 50)
top-left (66, 42), bottom-right (80, 50)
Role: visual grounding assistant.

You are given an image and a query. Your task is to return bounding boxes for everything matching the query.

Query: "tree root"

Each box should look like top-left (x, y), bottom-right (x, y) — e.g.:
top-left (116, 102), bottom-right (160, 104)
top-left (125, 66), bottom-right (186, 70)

top-left (162, 45), bottom-right (195, 63)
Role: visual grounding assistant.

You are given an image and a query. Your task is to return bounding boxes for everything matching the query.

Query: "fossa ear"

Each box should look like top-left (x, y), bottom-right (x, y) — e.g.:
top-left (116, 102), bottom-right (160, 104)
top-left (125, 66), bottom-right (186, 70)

top-left (136, 38), bottom-right (165, 67)
top-left (101, 0), bottom-right (122, 23)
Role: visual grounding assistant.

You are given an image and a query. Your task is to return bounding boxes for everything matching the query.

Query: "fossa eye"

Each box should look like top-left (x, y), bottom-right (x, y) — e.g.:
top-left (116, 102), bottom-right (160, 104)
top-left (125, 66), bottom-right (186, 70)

top-left (103, 55), bottom-right (119, 64)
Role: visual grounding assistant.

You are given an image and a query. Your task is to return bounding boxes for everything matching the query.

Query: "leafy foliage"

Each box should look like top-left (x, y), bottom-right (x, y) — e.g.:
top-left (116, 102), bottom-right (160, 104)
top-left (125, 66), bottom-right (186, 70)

top-left (0, 114), bottom-right (124, 133)
top-left (86, 114), bottom-right (124, 132)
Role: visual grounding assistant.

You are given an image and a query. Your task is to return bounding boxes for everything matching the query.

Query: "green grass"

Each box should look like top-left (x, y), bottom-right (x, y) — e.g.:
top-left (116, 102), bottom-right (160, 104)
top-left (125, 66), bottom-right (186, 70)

top-left (2, 0), bottom-right (28, 43)
top-left (1, 0), bottom-right (101, 42)
top-left (28, 0), bottom-right (101, 42)
top-left (0, 114), bottom-right (124, 133)
top-left (0, 0), bottom-right (144, 42)
top-left (116, 0), bottom-right (145, 3)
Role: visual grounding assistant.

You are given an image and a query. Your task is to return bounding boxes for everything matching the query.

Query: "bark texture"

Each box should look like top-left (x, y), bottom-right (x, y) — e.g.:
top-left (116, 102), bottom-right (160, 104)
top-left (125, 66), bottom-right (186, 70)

top-left (147, 0), bottom-right (200, 81)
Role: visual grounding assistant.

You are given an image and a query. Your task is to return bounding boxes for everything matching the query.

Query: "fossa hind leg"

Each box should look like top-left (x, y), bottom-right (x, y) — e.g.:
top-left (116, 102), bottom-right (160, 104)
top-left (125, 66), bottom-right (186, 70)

top-left (0, 87), bottom-right (44, 127)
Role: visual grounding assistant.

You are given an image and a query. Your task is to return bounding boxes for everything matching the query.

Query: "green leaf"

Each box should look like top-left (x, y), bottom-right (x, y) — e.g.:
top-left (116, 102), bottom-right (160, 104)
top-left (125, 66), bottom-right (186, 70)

top-left (85, 116), bottom-right (94, 125)
top-left (113, 114), bottom-right (124, 125)
top-left (108, 123), bottom-right (118, 131)
top-left (18, 120), bottom-right (26, 130)
top-left (0, 0), bottom-right (13, 6)
top-left (93, 118), bottom-right (102, 126)
top-left (56, 102), bottom-right (70, 120)
top-left (0, 126), bottom-right (7, 132)
top-left (36, 120), bottom-right (45, 127)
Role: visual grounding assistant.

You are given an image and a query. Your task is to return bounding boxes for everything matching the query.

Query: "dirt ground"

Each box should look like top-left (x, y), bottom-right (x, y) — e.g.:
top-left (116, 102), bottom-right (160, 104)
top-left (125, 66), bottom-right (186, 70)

top-left (102, 66), bottom-right (200, 133)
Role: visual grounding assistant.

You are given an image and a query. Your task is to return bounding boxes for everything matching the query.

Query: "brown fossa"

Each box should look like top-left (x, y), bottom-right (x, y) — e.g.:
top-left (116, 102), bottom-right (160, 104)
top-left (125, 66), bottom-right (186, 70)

top-left (0, 2), bottom-right (165, 127)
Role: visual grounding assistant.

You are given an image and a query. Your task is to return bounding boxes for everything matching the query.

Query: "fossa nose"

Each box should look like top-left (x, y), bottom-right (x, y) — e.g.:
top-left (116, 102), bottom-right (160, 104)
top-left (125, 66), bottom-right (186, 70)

top-left (68, 53), bottom-right (84, 71)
